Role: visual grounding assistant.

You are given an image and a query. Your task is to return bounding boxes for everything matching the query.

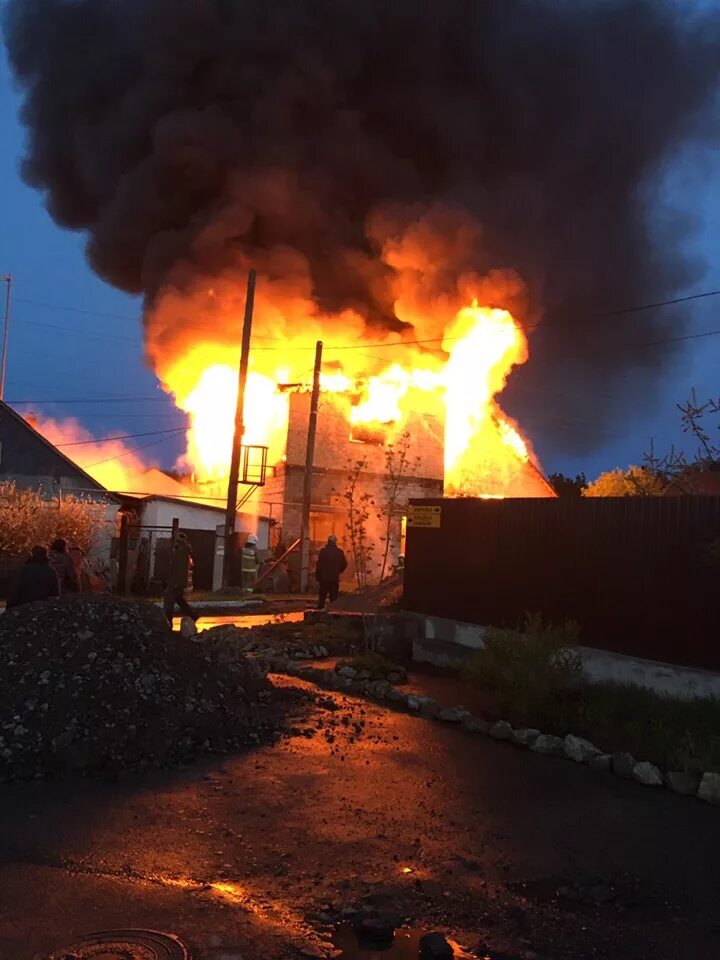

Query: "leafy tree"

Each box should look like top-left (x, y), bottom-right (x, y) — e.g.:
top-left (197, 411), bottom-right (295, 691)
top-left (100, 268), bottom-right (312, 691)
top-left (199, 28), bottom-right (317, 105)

top-left (0, 482), bottom-right (107, 556)
top-left (548, 472), bottom-right (587, 498)
top-left (583, 466), bottom-right (665, 497)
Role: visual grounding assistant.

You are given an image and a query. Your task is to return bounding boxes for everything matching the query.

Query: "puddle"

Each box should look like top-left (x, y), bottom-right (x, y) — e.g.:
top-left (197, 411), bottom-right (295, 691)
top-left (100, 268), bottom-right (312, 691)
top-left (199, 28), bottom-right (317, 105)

top-left (333, 926), bottom-right (430, 960)
top-left (174, 611), bottom-right (305, 631)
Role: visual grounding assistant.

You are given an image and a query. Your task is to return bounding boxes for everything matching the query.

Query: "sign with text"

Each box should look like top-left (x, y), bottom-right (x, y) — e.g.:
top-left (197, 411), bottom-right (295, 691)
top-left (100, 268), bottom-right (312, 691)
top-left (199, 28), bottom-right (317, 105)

top-left (407, 504), bottom-right (442, 529)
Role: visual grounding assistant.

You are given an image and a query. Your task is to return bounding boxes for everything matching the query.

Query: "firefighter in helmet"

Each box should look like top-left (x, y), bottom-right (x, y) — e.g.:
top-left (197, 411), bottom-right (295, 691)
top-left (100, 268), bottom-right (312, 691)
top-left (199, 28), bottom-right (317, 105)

top-left (241, 534), bottom-right (259, 592)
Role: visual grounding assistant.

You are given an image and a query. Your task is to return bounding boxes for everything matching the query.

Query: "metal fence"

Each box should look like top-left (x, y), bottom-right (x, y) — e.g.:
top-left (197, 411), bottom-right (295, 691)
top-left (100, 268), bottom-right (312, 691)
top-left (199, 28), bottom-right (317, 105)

top-left (403, 496), bottom-right (720, 671)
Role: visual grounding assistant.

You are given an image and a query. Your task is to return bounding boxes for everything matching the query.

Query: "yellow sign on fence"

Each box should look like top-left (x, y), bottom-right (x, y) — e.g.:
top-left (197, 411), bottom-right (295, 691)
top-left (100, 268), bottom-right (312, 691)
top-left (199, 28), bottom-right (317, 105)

top-left (407, 504), bottom-right (442, 529)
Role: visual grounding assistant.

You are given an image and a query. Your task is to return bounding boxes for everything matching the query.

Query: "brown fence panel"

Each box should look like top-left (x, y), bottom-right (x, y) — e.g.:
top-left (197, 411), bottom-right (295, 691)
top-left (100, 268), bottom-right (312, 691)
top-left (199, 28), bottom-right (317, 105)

top-left (404, 496), bottom-right (720, 671)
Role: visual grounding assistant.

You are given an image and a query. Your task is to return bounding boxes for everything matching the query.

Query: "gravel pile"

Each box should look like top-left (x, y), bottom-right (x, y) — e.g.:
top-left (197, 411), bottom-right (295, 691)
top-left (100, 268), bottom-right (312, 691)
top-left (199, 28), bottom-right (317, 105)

top-left (0, 597), bottom-right (273, 780)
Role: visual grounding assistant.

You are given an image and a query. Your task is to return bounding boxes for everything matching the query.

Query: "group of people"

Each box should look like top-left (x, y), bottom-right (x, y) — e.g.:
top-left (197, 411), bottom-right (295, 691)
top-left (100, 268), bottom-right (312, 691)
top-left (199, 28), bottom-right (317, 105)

top-left (6, 538), bottom-right (86, 610)
top-left (7, 530), bottom-right (350, 617)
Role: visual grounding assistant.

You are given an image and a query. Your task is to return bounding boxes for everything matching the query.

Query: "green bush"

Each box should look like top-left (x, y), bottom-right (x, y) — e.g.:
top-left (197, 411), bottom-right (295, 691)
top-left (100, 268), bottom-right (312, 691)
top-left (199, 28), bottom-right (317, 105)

top-left (461, 613), bottom-right (582, 719)
top-left (459, 613), bottom-right (720, 773)
top-left (346, 651), bottom-right (398, 677)
top-left (554, 682), bottom-right (720, 774)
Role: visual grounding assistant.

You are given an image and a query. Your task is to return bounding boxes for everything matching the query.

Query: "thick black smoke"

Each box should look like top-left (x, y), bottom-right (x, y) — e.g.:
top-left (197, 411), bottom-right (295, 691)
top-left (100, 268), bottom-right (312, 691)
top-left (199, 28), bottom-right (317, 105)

top-left (4, 0), bottom-right (720, 451)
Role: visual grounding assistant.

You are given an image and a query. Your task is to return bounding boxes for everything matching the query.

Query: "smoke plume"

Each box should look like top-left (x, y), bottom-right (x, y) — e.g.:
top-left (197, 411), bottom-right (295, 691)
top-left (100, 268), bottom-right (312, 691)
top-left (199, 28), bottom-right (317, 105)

top-left (4, 0), bottom-right (720, 450)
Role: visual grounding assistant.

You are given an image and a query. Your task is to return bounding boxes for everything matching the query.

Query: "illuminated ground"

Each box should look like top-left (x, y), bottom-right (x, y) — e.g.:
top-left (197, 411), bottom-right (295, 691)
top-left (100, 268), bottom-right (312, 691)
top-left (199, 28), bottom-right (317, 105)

top-left (0, 676), bottom-right (718, 960)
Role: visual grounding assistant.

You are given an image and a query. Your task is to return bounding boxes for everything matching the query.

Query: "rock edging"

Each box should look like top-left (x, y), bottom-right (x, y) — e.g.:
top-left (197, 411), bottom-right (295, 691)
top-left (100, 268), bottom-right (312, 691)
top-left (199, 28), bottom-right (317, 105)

top-left (271, 657), bottom-right (718, 808)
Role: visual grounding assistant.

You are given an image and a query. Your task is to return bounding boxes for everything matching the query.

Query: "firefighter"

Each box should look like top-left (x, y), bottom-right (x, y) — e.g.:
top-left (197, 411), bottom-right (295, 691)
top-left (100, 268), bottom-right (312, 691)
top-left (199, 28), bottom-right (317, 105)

top-left (241, 534), bottom-right (259, 592)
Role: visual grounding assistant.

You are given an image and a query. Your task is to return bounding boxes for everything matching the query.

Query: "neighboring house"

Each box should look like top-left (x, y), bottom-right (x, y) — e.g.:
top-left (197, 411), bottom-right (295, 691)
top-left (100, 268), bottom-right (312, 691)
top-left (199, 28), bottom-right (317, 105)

top-left (0, 400), bottom-right (112, 502)
top-left (0, 400), bottom-right (121, 589)
top-left (0, 404), bottom-right (269, 594)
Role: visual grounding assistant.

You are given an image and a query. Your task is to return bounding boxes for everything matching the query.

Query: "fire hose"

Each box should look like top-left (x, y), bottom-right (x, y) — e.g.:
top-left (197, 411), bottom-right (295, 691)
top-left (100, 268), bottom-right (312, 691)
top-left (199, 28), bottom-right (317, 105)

top-left (253, 537), bottom-right (300, 590)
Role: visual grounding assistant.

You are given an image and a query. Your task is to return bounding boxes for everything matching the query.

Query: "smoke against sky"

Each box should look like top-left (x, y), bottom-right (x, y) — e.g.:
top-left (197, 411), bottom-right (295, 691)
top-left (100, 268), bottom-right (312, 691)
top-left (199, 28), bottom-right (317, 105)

top-left (3, 0), bottom-right (720, 453)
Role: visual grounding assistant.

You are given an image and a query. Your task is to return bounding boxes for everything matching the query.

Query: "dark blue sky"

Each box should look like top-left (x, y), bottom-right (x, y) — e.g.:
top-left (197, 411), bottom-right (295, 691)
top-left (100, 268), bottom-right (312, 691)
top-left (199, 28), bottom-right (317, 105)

top-left (1, 33), bottom-right (719, 482)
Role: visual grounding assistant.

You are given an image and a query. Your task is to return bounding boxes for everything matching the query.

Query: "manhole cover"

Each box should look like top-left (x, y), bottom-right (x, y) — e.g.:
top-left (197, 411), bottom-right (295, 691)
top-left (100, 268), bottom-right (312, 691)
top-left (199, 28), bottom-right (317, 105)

top-left (43, 929), bottom-right (190, 960)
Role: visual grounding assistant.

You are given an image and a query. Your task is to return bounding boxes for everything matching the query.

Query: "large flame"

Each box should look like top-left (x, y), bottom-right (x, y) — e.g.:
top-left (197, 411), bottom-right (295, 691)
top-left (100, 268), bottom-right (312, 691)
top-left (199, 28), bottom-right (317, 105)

top-left (163, 299), bottom-right (541, 498)
top-left (26, 297), bottom-right (545, 500)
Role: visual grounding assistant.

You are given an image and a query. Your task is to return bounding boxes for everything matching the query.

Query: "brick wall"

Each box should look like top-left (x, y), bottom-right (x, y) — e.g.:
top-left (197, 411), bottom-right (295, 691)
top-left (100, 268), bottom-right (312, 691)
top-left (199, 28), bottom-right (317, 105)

top-left (264, 390), bottom-right (444, 586)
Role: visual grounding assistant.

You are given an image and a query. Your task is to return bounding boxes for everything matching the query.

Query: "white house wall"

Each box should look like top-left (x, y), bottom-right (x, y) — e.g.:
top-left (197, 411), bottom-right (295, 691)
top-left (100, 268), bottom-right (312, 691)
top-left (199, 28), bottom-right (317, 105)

top-left (141, 500), bottom-right (227, 531)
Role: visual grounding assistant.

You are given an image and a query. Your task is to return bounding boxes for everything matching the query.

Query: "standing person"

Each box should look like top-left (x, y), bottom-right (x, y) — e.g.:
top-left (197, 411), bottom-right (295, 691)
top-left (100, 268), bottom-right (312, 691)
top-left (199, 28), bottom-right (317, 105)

top-left (315, 535), bottom-right (347, 609)
top-left (6, 546), bottom-right (60, 610)
top-left (241, 534), bottom-right (259, 592)
top-left (162, 532), bottom-right (198, 628)
top-left (68, 545), bottom-right (90, 592)
top-left (48, 538), bottom-right (80, 595)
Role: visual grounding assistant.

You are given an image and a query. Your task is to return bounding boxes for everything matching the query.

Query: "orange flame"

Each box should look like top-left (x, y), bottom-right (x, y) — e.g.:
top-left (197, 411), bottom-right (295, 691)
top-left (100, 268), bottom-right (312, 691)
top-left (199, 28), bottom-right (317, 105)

top-left (27, 294), bottom-right (547, 502)
top-left (160, 298), bottom-right (542, 498)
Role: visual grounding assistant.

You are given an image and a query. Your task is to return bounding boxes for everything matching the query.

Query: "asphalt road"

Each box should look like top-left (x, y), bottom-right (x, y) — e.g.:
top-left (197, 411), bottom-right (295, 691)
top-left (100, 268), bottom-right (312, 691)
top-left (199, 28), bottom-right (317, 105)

top-left (0, 676), bottom-right (718, 960)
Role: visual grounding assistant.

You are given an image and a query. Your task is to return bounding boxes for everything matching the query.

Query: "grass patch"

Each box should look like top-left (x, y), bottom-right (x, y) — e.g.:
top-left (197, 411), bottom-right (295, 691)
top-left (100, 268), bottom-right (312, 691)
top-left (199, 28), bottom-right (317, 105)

top-left (301, 620), bottom-right (362, 655)
top-left (461, 614), bottom-right (720, 774)
top-left (345, 651), bottom-right (399, 677)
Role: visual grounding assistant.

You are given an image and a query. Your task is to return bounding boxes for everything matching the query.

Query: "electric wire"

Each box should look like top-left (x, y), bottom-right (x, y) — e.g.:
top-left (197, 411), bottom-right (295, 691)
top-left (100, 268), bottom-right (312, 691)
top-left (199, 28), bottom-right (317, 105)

top-left (55, 427), bottom-right (186, 448)
top-left (84, 431), bottom-right (186, 468)
top-left (12, 286), bottom-right (720, 354)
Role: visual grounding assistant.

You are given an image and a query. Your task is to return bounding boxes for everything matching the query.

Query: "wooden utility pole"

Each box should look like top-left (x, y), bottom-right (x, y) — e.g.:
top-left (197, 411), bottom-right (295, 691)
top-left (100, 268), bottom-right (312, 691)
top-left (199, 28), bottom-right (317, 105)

top-left (223, 269), bottom-right (257, 587)
top-left (117, 513), bottom-right (129, 596)
top-left (299, 341), bottom-right (323, 593)
top-left (0, 274), bottom-right (12, 401)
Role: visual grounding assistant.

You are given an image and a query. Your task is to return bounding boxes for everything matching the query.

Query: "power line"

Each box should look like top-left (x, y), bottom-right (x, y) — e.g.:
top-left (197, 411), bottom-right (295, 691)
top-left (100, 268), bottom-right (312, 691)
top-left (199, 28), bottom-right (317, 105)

top-left (56, 427), bottom-right (186, 448)
top-left (249, 289), bottom-right (720, 353)
top-left (13, 296), bottom-right (140, 324)
top-left (85, 431), bottom-right (185, 468)
top-left (7, 395), bottom-right (173, 405)
top-left (590, 288), bottom-right (720, 319)
top-left (5, 290), bottom-right (720, 410)
top-left (12, 316), bottom-right (139, 345)
top-left (14, 285), bottom-right (720, 353)
top-left (58, 413), bottom-right (184, 421)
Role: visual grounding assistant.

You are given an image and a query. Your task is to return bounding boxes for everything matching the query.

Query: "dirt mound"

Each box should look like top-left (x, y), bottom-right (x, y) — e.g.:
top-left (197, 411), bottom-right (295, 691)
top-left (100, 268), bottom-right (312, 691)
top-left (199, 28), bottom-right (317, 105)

top-left (0, 596), bottom-right (274, 780)
top-left (328, 574), bottom-right (404, 614)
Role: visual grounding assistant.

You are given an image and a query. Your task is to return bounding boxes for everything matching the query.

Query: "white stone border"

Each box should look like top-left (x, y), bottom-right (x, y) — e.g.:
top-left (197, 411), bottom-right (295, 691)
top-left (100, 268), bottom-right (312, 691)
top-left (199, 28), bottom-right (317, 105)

top-left (270, 658), bottom-right (720, 807)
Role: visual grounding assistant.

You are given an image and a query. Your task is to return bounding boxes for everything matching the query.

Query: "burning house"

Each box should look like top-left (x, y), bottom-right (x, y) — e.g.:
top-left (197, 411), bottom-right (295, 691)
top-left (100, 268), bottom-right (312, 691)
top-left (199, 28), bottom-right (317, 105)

top-left (259, 381), bottom-right (553, 585)
top-left (262, 389), bottom-right (445, 582)
top-left (174, 301), bottom-right (556, 585)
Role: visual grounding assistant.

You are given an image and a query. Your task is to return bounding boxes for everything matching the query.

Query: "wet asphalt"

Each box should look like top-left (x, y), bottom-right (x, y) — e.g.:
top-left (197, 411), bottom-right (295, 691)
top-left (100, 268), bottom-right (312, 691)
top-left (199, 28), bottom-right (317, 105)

top-left (0, 675), bottom-right (719, 960)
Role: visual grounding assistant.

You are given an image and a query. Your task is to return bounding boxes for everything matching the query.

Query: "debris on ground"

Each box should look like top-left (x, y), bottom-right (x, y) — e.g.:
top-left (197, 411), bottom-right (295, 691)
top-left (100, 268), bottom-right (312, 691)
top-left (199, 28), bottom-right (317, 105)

top-left (326, 573), bottom-right (404, 613)
top-left (334, 654), bottom-right (408, 685)
top-left (0, 597), bottom-right (280, 780)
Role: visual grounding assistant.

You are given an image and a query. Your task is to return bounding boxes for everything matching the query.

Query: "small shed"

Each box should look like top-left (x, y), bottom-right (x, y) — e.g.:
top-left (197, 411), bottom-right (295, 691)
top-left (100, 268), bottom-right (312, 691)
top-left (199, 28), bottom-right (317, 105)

top-left (117, 492), bottom-right (272, 593)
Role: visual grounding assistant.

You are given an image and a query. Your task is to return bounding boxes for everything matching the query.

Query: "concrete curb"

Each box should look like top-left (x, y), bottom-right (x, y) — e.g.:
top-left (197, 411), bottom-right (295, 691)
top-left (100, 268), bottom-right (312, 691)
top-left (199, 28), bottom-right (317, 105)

top-left (158, 599), bottom-right (266, 611)
top-left (270, 658), bottom-right (718, 807)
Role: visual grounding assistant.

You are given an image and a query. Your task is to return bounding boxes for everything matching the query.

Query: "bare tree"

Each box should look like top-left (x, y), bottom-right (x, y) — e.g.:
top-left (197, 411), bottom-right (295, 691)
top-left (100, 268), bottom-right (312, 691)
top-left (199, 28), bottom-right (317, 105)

top-left (342, 457), bottom-right (375, 591)
top-left (640, 389), bottom-right (720, 492)
top-left (677, 389), bottom-right (720, 465)
top-left (377, 432), bottom-right (421, 585)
